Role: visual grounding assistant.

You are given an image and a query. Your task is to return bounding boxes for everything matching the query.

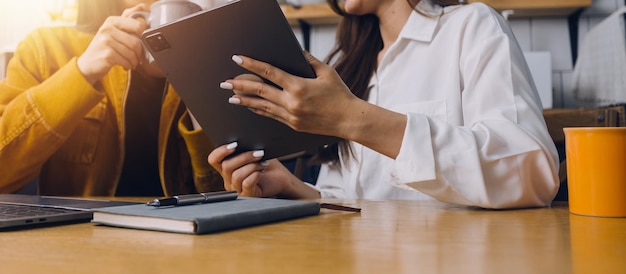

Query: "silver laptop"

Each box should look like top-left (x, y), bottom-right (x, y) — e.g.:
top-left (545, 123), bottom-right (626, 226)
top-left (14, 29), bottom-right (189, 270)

top-left (0, 194), bottom-right (138, 230)
top-left (141, 0), bottom-right (339, 160)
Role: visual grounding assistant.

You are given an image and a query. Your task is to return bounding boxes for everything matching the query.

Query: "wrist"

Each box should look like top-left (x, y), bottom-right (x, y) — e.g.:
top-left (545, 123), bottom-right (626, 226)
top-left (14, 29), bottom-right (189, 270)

top-left (280, 175), bottom-right (321, 199)
top-left (338, 99), bottom-right (370, 141)
top-left (335, 97), bottom-right (406, 158)
top-left (76, 56), bottom-right (104, 85)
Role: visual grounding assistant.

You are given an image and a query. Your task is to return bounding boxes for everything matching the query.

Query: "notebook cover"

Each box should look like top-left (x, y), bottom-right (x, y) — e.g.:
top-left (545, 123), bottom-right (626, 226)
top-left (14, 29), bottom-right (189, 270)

top-left (92, 198), bottom-right (320, 234)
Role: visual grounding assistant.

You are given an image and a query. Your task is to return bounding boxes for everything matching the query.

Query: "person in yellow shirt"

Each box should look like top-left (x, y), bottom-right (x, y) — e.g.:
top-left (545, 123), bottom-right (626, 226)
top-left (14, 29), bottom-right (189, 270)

top-left (0, 0), bottom-right (223, 196)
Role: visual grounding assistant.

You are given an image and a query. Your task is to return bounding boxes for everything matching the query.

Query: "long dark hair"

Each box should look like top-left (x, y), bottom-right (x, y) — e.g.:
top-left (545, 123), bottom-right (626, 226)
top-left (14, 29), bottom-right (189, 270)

top-left (314, 0), bottom-right (464, 164)
top-left (75, 0), bottom-right (125, 34)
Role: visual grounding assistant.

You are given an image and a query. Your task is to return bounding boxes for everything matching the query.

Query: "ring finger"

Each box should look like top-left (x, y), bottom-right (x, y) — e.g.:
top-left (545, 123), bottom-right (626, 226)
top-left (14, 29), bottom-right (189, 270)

top-left (229, 162), bottom-right (266, 193)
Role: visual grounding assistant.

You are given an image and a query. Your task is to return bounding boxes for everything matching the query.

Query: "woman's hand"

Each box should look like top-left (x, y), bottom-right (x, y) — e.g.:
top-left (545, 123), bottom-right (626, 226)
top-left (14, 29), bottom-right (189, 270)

top-left (220, 52), bottom-right (360, 140)
top-left (221, 52), bottom-right (408, 159)
top-left (77, 4), bottom-right (149, 84)
top-left (208, 142), bottom-right (321, 199)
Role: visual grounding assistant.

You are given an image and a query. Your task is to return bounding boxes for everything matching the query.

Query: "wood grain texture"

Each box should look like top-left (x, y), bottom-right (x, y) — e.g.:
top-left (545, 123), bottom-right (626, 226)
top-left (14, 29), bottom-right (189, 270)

top-left (2, 199), bottom-right (625, 273)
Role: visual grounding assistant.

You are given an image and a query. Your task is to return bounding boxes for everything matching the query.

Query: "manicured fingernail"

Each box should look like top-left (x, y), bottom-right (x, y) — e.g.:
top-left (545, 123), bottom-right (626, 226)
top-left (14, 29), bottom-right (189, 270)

top-left (260, 160), bottom-right (270, 166)
top-left (226, 142), bottom-right (238, 150)
top-left (252, 150), bottom-right (264, 158)
top-left (220, 82), bottom-right (233, 90)
top-left (232, 55), bottom-right (243, 65)
top-left (228, 97), bottom-right (241, 104)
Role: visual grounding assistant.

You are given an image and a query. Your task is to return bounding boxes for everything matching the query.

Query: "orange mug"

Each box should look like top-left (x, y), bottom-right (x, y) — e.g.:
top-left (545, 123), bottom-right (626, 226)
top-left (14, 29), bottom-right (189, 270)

top-left (564, 127), bottom-right (626, 217)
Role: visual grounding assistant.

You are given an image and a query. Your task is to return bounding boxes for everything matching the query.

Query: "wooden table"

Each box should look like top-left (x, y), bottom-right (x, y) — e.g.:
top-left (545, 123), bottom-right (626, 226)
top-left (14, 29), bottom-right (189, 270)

top-left (1, 200), bottom-right (625, 273)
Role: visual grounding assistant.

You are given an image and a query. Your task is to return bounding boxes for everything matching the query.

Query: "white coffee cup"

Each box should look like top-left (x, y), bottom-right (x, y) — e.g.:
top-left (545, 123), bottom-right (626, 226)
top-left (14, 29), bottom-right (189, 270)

top-left (130, 0), bottom-right (202, 63)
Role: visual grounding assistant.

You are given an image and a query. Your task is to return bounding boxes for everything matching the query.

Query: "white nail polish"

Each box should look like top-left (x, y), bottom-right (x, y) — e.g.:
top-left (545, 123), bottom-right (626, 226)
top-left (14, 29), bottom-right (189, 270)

top-left (232, 55), bottom-right (243, 65)
top-left (220, 82), bottom-right (233, 90)
top-left (252, 150), bottom-right (264, 158)
top-left (260, 160), bottom-right (270, 166)
top-left (228, 97), bottom-right (241, 104)
top-left (226, 142), bottom-right (238, 150)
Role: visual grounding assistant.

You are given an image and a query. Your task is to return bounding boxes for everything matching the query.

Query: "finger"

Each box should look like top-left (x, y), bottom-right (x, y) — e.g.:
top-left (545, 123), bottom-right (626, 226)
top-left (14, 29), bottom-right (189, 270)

top-left (227, 94), bottom-right (292, 126)
top-left (221, 79), bottom-right (290, 122)
top-left (221, 74), bottom-right (282, 102)
top-left (231, 55), bottom-right (295, 91)
top-left (207, 142), bottom-right (239, 172)
top-left (219, 148), bottom-right (265, 189)
top-left (107, 34), bottom-right (143, 69)
top-left (105, 12), bottom-right (147, 37)
top-left (100, 14), bottom-right (146, 44)
top-left (232, 73), bottom-right (264, 96)
top-left (121, 3), bottom-right (148, 17)
top-left (85, 36), bottom-right (133, 70)
top-left (228, 172), bottom-right (243, 193)
top-left (303, 51), bottom-right (326, 75)
top-left (230, 157), bottom-right (267, 181)
top-left (224, 180), bottom-right (234, 191)
top-left (112, 29), bottom-right (145, 65)
top-left (98, 18), bottom-right (145, 63)
top-left (230, 164), bottom-right (264, 193)
top-left (240, 171), bottom-right (263, 197)
top-left (245, 100), bottom-right (291, 125)
top-left (222, 149), bottom-right (266, 171)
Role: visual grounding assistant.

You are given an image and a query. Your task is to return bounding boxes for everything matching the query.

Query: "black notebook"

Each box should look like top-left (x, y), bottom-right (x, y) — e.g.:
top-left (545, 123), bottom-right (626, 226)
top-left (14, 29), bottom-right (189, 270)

top-left (91, 197), bottom-right (321, 234)
top-left (141, 0), bottom-right (339, 160)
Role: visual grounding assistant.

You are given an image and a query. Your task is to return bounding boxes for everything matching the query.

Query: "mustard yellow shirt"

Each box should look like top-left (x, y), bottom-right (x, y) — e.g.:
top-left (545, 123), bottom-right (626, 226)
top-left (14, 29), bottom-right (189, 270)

top-left (0, 26), bottom-right (223, 196)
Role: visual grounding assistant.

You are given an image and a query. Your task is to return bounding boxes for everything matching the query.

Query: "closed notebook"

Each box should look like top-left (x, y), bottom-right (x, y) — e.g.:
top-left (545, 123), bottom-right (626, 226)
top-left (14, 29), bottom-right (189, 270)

top-left (91, 197), bottom-right (320, 234)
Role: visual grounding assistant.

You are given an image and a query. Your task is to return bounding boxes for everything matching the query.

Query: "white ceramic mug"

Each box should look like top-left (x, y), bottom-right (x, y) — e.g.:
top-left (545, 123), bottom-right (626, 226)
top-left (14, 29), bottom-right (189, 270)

top-left (130, 0), bottom-right (202, 63)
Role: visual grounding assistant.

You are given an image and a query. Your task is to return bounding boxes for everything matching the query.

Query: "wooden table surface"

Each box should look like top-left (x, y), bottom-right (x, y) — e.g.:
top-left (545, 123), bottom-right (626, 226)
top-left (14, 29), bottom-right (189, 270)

top-left (1, 199), bottom-right (625, 274)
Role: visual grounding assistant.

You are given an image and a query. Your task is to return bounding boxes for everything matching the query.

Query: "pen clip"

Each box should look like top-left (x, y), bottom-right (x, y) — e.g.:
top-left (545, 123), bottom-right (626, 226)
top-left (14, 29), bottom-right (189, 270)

top-left (146, 191), bottom-right (238, 207)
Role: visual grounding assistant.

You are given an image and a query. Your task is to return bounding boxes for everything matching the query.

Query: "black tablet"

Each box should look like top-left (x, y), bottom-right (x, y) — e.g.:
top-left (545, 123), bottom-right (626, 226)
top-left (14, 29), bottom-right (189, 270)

top-left (142, 0), bottom-right (338, 159)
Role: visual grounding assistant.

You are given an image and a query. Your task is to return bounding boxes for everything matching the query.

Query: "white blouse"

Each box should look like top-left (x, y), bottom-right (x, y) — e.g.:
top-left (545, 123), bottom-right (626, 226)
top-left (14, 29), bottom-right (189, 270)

top-left (313, 2), bottom-right (559, 209)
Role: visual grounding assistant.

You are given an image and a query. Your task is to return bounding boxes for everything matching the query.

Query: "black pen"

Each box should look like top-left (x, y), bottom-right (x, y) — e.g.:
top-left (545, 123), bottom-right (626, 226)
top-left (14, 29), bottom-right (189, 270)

top-left (147, 191), bottom-right (238, 207)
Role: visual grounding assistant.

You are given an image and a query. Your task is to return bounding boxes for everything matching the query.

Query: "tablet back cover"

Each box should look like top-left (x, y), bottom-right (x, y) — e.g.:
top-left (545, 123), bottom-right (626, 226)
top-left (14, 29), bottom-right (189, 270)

top-left (143, 0), bottom-right (338, 159)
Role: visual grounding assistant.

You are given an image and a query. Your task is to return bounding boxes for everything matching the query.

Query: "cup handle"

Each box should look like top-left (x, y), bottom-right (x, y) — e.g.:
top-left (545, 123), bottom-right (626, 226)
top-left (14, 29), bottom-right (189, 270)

top-left (128, 11), bottom-right (154, 64)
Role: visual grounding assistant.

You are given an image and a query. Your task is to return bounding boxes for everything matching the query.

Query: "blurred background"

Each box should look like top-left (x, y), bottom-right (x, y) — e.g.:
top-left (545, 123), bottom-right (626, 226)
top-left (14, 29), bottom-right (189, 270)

top-left (0, 0), bottom-right (77, 52)
top-left (1, 0), bottom-right (625, 109)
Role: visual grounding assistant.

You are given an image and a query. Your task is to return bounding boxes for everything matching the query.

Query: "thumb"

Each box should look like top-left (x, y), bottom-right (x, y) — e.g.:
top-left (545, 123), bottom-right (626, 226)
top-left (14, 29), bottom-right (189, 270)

top-left (303, 51), bottom-right (326, 74)
top-left (122, 3), bottom-right (148, 17)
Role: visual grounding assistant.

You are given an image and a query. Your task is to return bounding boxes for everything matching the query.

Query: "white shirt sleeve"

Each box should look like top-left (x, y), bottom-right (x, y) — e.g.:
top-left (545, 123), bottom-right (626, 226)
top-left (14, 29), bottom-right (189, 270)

top-left (311, 161), bottom-right (346, 199)
top-left (391, 4), bottom-right (559, 208)
top-left (311, 3), bottom-right (559, 208)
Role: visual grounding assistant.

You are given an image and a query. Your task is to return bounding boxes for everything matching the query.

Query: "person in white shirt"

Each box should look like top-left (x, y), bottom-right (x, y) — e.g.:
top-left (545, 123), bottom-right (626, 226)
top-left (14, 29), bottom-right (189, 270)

top-left (208, 0), bottom-right (559, 209)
